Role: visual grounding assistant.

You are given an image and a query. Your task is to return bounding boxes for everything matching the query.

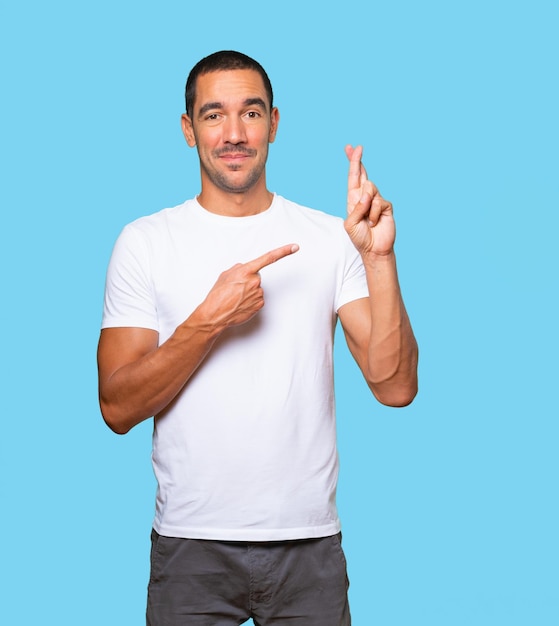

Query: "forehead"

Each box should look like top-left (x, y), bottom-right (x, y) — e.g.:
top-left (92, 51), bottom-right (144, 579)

top-left (193, 69), bottom-right (269, 112)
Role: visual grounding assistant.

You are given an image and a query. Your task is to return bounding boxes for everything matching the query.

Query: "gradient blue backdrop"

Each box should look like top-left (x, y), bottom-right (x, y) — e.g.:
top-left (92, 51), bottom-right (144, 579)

top-left (2, 1), bottom-right (557, 624)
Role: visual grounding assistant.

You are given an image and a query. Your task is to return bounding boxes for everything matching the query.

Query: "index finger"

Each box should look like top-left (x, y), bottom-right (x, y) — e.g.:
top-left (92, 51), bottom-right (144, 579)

top-left (244, 243), bottom-right (300, 273)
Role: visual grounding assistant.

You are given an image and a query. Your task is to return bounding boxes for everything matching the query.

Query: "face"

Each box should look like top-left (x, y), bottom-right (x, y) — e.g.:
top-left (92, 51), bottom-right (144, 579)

top-left (181, 69), bottom-right (279, 195)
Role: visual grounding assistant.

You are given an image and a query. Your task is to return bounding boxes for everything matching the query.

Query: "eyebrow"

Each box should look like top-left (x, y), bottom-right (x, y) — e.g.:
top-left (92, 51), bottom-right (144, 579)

top-left (197, 97), bottom-right (268, 117)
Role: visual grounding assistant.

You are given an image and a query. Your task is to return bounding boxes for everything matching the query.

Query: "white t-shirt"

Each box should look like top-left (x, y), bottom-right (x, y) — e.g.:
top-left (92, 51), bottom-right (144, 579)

top-left (102, 194), bottom-right (369, 541)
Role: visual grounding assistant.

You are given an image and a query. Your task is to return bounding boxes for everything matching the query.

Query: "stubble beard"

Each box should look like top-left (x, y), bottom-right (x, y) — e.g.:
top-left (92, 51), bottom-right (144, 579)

top-left (199, 146), bottom-right (268, 194)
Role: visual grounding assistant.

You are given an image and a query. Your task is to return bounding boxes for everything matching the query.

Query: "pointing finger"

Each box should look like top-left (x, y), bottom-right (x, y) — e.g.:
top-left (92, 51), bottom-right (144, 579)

top-left (244, 243), bottom-right (300, 273)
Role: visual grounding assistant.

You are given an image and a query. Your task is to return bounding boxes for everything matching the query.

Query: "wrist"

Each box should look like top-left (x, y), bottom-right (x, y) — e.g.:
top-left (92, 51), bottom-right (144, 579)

top-left (362, 248), bottom-right (396, 266)
top-left (178, 305), bottom-right (226, 340)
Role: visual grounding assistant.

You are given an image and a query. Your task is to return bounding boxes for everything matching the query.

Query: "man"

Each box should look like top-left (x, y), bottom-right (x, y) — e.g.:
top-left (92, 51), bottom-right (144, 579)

top-left (98, 50), bottom-right (418, 625)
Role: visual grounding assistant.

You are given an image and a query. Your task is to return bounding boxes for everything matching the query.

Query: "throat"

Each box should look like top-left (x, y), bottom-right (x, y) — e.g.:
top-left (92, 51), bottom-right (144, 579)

top-left (197, 187), bottom-right (274, 217)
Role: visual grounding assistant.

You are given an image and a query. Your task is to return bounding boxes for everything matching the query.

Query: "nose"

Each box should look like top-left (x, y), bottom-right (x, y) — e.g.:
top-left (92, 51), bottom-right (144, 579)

top-left (223, 115), bottom-right (247, 144)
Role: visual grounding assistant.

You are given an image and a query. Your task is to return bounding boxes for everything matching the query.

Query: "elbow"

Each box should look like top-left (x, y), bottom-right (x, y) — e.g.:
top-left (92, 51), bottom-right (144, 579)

top-left (99, 400), bottom-right (134, 435)
top-left (373, 383), bottom-right (418, 407)
top-left (105, 419), bottom-right (133, 436)
top-left (368, 346), bottom-right (419, 407)
top-left (368, 369), bottom-right (418, 407)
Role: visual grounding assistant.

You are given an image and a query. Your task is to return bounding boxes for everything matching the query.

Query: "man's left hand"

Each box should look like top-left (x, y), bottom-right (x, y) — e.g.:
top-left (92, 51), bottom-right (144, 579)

top-left (344, 145), bottom-right (395, 256)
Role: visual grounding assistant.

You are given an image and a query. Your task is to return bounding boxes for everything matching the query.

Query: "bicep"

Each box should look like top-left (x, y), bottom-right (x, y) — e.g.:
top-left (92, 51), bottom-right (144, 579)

top-left (97, 326), bottom-right (159, 387)
top-left (338, 297), bottom-right (371, 372)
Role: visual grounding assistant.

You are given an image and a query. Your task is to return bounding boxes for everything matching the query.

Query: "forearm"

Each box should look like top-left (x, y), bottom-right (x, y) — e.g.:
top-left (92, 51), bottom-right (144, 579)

top-left (363, 251), bottom-right (418, 406)
top-left (99, 246), bottom-right (297, 434)
top-left (98, 310), bottom-right (222, 434)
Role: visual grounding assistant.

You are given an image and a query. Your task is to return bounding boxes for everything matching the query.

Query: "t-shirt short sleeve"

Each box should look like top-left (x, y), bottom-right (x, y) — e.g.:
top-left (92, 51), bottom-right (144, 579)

top-left (335, 233), bottom-right (369, 312)
top-left (101, 223), bottom-right (159, 331)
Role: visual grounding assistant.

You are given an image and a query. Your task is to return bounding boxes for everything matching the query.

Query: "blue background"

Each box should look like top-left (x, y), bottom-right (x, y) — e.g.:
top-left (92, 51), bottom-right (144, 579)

top-left (2, 1), bottom-right (557, 623)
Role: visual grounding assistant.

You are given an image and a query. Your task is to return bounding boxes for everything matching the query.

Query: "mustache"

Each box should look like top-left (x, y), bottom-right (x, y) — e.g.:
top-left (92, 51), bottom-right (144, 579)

top-left (213, 146), bottom-right (257, 157)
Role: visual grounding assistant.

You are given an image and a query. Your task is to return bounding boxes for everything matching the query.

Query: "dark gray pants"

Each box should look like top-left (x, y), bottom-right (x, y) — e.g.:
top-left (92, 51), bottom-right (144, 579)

top-left (147, 530), bottom-right (351, 625)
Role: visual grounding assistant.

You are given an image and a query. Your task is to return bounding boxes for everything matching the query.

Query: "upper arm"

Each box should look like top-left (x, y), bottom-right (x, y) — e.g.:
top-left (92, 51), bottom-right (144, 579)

top-left (337, 297), bottom-right (371, 375)
top-left (339, 295), bottom-right (419, 407)
top-left (97, 326), bottom-right (159, 393)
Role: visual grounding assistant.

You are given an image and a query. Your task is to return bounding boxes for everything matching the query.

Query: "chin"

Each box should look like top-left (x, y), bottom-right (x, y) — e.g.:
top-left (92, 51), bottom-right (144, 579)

top-left (215, 171), bottom-right (264, 194)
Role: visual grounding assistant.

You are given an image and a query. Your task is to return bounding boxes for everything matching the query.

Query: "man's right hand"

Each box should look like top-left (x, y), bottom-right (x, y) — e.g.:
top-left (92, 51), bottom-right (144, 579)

top-left (98, 243), bottom-right (298, 434)
top-left (196, 243), bottom-right (299, 331)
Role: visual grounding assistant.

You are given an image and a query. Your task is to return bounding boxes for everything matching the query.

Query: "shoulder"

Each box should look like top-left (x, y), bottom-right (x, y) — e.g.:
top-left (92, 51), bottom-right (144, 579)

top-left (108, 199), bottom-right (197, 265)
top-left (274, 195), bottom-right (345, 234)
top-left (121, 198), bottom-right (196, 237)
top-left (113, 199), bottom-right (199, 255)
top-left (272, 196), bottom-right (360, 269)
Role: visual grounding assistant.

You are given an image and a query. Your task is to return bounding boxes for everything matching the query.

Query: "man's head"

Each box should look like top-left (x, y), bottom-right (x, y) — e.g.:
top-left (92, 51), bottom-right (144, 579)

top-left (185, 50), bottom-right (273, 117)
top-left (181, 51), bottom-right (279, 200)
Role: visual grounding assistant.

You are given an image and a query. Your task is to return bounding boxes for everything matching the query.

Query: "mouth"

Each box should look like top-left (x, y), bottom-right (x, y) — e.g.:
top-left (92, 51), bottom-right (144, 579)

top-left (215, 147), bottom-right (256, 159)
top-left (218, 153), bottom-right (254, 170)
top-left (220, 153), bottom-right (250, 160)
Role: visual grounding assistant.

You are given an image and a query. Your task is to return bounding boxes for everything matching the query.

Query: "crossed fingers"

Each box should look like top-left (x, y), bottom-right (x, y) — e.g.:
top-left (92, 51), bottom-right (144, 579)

top-left (346, 144), bottom-right (368, 194)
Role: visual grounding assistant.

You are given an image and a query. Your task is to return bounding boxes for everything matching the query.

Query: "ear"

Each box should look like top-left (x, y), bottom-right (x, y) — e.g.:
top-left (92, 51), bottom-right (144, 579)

top-left (269, 107), bottom-right (280, 143)
top-left (181, 114), bottom-right (196, 147)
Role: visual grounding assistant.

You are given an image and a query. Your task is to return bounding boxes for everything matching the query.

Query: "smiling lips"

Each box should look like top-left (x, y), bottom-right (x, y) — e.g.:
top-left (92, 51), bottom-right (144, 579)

top-left (217, 152), bottom-right (255, 169)
top-left (215, 147), bottom-right (256, 160)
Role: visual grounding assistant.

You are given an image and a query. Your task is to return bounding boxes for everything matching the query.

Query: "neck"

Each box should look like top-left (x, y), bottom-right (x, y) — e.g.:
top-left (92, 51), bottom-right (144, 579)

top-left (197, 179), bottom-right (273, 217)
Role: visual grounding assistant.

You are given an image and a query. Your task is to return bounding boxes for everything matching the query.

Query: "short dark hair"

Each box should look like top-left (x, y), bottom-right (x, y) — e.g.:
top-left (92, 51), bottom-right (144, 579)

top-left (185, 50), bottom-right (274, 116)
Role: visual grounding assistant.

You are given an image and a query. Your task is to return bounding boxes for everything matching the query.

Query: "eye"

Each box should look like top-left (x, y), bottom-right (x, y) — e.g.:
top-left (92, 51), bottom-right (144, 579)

top-left (245, 110), bottom-right (261, 119)
top-left (201, 112), bottom-right (223, 126)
